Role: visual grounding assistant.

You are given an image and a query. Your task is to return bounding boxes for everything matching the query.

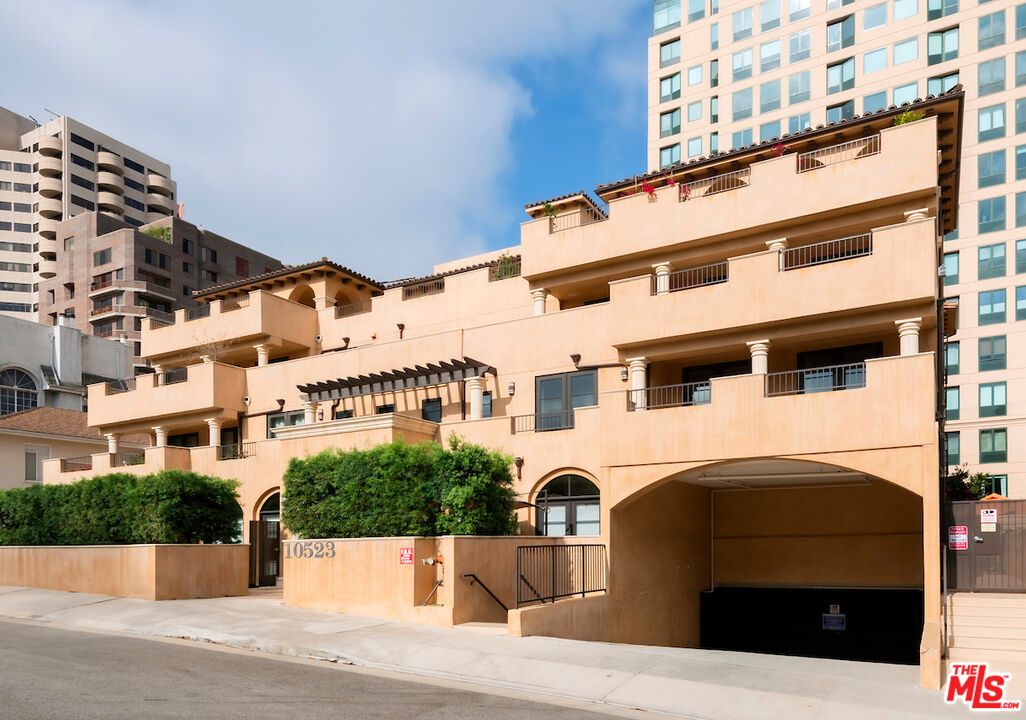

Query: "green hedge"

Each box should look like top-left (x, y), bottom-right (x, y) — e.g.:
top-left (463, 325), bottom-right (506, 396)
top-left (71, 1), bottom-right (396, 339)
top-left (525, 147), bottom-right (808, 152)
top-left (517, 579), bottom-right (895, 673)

top-left (282, 438), bottom-right (517, 538)
top-left (0, 470), bottom-right (241, 545)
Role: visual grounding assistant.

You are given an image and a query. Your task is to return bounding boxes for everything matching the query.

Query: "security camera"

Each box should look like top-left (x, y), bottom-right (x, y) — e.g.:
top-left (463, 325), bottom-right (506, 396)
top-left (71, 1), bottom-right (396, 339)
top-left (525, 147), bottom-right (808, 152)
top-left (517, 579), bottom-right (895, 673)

top-left (422, 558), bottom-right (436, 566)
top-left (315, 334), bottom-right (322, 342)
top-left (243, 396), bottom-right (250, 405)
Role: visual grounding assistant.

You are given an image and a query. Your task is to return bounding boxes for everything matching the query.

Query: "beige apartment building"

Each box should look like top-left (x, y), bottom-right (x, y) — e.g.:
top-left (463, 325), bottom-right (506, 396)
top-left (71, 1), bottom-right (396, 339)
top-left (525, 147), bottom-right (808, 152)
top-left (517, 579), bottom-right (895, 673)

top-left (43, 94), bottom-right (962, 686)
top-left (649, 0), bottom-right (1025, 495)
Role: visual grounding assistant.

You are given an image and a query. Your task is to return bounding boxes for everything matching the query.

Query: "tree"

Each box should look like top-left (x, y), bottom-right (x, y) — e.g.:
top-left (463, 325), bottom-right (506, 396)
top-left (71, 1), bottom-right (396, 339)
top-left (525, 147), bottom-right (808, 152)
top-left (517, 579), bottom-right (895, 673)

top-left (945, 464), bottom-right (994, 501)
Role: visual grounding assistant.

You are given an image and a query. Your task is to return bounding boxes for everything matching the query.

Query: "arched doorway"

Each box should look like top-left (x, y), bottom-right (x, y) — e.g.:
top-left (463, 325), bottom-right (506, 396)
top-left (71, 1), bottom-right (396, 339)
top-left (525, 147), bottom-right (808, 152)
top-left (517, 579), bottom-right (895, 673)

top-left (250, 491), bottom-right (281, 588)
top-left (288, 285), bottom-right (315, 308)
top-left (535, 474), bottom-right (600, 536)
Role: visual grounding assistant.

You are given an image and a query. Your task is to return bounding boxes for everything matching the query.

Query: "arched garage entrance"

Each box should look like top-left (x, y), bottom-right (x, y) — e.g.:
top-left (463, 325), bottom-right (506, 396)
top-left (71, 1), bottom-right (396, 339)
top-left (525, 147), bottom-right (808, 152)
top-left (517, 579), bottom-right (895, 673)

top-left (607, 458), bottom-right (924, 665)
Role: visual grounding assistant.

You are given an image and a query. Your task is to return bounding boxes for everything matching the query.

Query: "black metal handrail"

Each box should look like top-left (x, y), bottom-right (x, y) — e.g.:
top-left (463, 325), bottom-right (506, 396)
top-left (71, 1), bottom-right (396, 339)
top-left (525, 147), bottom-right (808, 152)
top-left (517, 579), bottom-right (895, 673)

top-left (216, 442), bottom-right (254, 461)
top-left (626, 382), bottom-right (711, 411)
top-left (782, 233), bottom-right (872, 270)
top-left (765, 362), bottom-right (867, 397)
top-left (106, 378), bottom-right (136, 394)
top-left (549, 206), bottom-right (608, 233)
top-left (157, 367), bottom-right (188, 386)
top-left (652, 261), bottom-right (728, 294)
top-left (515, 544), bottom-right (605, 608)
top-left (402, 279), bottom-right (445, 300)
top-left (462, 573), bottom-right (509, 611)
top-left (112, 451), bottom-right (145, 466)
top-left (334, 299), bottom-right (372, 318)
top-left (185, 304), bottom-right (211, 321)
top-left (61, 456), bottom-right (93, 472)
top-left (510, 410), bottom-right (575, 434)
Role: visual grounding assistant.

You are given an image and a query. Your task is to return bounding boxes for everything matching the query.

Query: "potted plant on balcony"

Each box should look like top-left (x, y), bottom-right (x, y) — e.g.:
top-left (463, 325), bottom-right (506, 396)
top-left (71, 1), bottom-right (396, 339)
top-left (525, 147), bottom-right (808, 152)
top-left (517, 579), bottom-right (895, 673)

top-left (893, 110), bottom-right (925, 126)
top-left (541, 202), bottom-right (558, 218)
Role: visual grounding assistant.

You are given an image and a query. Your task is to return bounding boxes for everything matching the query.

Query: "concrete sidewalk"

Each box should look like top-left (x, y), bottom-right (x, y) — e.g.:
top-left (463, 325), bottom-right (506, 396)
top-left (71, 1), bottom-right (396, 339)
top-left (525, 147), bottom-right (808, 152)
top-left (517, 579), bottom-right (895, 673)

top-left (0, 586), bottom-right (995, 719)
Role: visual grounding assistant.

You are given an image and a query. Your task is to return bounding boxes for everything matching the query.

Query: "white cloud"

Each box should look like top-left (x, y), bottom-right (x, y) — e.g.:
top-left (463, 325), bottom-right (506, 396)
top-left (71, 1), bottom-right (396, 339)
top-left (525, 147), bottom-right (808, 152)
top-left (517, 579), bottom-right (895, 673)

top-left (0, 0), bottom-right (641, 278)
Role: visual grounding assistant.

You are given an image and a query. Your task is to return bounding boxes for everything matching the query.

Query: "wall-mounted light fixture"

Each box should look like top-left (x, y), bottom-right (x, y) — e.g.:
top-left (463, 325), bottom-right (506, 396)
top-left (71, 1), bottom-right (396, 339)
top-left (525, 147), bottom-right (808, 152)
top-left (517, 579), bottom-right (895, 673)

top-left (508, 381), bottom-right (516, 396)
top-left (570, 353), bottom-right (581, 367)
top-left (341, 337), bottom-right (351, 349)
top-left (513, 456), bottom-right (524, 480)
top-left (317, 408), bottom-right (324, 421)
top-left (620, 366), bottom-right (629, 382)
top-left (397, 323), bottom-right (405, 339)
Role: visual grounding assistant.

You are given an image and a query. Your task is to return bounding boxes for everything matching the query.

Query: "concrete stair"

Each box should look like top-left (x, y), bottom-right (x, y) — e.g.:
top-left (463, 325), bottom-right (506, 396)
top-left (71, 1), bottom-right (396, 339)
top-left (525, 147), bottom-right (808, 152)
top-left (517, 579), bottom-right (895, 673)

top-left (947, 592), bottom-right (1026, 662)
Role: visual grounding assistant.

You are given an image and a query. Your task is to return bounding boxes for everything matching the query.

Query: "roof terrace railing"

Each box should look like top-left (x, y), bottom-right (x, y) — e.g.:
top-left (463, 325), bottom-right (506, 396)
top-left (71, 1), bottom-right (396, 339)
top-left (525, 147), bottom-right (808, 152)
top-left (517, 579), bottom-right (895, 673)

top-left (549, 206), bottom-right (608, 233)
top-left (112, 451), bottom-right (145, 467)
top-left (626, 382), bottom-right (712, 411)
top-left (795, 135), bottom-right (881, 173)
top-left (185, 304), bottom-right (211, 321)
top-left (105, 378), bottom-right (137, 394)
top-left (511, 410), bottom-right (575, 433)
top-left (216, 443), bottom-right (254, 461)
top-left (61, 456), bottom-right (93, 472)
top-left (335, 299), bottom-right (373, 318)
top-left (221, 296), bottom-right (250, 312)
top-left (653, 261), bottom-right (729, 295)
top-left (781, 233), bottom-right (872, 271)
top-left (402, 279), bottom-right (445, 300)
top-left (157, 367), bottom-right (188, 386)
top-left (489, 257), bottom-right (522, 281)
top-left (765, 362), bottom-right (867, 397)
top-left (679, 167), bottom-right (751, 201)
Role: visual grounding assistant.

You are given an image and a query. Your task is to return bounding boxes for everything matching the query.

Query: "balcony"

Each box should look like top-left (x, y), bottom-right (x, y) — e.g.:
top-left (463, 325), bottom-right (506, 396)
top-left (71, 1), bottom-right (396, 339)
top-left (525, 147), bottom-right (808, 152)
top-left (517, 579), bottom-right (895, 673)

top-left (97, 191), bottom-right (124, 214)
top-left (97, 171), bottom-right (124, 194)
top-left (89, 304), bottom-right (173, 324)
top-left (88, 361), bottom-right (247, 430)
top-left (521, 120), bottom-right (938, 282)
top-left (142, 290), bottom-right (319, 363)
top-left (146, 173), bottom-right (173, 196)
top-left (37, 218), bottom-right (58, 239)
top-left (334, 299), bottom-right (372, 318)
top-left (36, 135), bottom-right (62, 156)
top-left (37, 176), bottom-right (62, 198)
top-left (96, 151), bottom-right (123, 174)
top-left (89, 278), bottom-right (175, 303)
top-left (44, 446), bottom-right (192, 484)
top-left (38, 259), bottom-right (57, 278)
top-left (36, 156), bottom-right (62, 177)
top-left (599, 353), bottom-right (936, 470)
top-left (146, 192), bottom-right (174, 214)
top-left (37, 198), bottom-right (62, 219)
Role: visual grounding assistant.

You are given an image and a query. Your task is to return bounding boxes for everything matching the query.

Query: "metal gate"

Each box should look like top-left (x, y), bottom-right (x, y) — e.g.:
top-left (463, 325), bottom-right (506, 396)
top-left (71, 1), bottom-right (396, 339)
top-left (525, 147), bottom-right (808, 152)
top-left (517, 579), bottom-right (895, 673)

top-left (249, 520), bottom-right (280, 587)
top-left (946, 499), bottom-right (1026, 591)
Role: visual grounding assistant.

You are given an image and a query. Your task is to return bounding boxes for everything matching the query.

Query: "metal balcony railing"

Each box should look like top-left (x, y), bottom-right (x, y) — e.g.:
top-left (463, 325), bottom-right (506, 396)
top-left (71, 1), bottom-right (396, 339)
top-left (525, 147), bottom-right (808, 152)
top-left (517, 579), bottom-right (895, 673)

top-left (489, 257), bottom-right (522, 281)
top-left (678, 167), bottom-right (751, 201)
top-left (626, 382), bottom-right (712, 411)
top-left (106, 378), bottom-right (137, 394)
top-left (795, 135), bottom-right (880, 173)
top-left (653, 261), bottom-right (729, 294)
top-left (765, 362), bottom-right (867, 397)
top-left (157, 367), bottom-right (188, 386)
top-left (334, 299), bottom-right (372, 318)
top-left (515, 544), bottom-right (606, 608)
top-left (61, 456), bottom-right (93, 472)
top-left (112, 451), bottom-right (145, 467)
top-left (221, 296), bottom-right (250, 312)
top-left (402, 279), bottom-right (445, 300)
top-left (216, 443), bottom-right (254, 461)
top-left (549, 206), bottom-right (608, 233)
top-left (781, 234), bottom-right (872, 270)
top-left (185, 305), bottom-right (211, 321)
top-left (511, 410), bottom-right (575, 433)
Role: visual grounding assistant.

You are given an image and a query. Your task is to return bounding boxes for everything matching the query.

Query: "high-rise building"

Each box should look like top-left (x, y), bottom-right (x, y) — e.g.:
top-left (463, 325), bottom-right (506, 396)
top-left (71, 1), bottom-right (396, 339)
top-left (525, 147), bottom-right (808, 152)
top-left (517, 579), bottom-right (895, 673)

top-left (648, 0), bottom-right (1024, 495)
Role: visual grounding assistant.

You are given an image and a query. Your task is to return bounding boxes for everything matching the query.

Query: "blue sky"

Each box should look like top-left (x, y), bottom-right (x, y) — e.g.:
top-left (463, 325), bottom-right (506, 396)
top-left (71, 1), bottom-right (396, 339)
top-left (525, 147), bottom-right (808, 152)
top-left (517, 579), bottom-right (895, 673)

top-left (1, 1), bottom-right (651, 280)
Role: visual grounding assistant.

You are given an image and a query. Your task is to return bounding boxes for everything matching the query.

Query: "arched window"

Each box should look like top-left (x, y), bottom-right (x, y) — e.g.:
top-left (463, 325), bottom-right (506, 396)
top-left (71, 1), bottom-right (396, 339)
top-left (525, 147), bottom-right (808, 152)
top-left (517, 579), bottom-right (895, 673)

top-left (288, 285), bottom-right (315, 308)
top-left (259, 492), bottom-right (280, 523)
top-left (536, 474), bottom-right (600, 536)
top-left (0, 369), bottom-right (37, 415)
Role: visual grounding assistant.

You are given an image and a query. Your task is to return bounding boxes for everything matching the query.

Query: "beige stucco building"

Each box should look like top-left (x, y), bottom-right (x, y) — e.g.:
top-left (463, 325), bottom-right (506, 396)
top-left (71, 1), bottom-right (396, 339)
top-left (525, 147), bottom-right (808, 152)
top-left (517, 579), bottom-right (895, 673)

top-left (43, 93), bottom-right (961, 687)
top-left (648, 0), bottom-right (1024, 495)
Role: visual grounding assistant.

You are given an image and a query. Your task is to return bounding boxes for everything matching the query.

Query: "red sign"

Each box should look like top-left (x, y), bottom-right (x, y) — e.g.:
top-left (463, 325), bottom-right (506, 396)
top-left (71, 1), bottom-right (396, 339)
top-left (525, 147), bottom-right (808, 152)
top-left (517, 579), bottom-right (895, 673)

top-left (399, 547), bottom-right (414, 565)
top-left (946, 664), bottom-right (1020, 710)
top-left (949, 525), bottom-right (969, 551)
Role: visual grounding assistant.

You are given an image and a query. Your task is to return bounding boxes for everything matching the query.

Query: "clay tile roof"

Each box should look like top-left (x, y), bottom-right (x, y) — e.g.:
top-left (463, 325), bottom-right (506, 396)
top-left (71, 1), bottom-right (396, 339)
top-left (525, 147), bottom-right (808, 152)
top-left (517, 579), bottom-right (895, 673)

top-left (0, 407), bottom-right (149, 445)
top-left (194, 259), bottom-right (383, 298)
top-left (524, 190), bottom-right (599, 210)
top-left (384, 254), bottom-right (522, 289)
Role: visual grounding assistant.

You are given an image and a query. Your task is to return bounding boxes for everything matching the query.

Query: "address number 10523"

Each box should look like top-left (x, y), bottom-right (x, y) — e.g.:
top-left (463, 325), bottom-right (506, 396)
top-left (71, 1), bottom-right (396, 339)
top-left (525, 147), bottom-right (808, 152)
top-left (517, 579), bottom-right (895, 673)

top-left (284, 541), bottom-right (336, 559)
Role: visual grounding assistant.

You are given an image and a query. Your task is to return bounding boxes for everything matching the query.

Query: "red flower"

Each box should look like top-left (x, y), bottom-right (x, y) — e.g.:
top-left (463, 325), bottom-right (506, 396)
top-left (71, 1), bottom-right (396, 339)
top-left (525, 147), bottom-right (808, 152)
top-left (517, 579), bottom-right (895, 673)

top-left (642, 183), bottom-right (655, 195)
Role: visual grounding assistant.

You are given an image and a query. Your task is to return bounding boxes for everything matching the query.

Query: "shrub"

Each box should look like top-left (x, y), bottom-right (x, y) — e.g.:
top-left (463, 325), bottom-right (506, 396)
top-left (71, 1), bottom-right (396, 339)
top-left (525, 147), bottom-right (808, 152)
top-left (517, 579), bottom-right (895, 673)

top-left (0, 471), bottom-right (241, 545)
top-left (893, 110), bottom-right (925, 126)
top-left (142, 225), bottom-right (172, 243)
top-left (282, 438), bottom-right (516, 539)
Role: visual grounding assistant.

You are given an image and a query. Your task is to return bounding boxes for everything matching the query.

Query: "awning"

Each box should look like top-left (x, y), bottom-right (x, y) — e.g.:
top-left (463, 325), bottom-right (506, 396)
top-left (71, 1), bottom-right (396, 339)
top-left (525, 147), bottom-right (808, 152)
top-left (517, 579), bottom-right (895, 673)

top-left (298, 356), bottom-right (495, 402)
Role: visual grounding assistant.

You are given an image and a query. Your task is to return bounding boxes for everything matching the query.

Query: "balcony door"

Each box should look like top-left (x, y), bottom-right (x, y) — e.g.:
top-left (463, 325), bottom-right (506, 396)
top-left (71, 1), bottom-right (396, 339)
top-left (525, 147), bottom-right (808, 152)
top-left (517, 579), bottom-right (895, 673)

top-left (796, 342), bottom-right (881, 393)
top-left (535, 370), bottom-right (596, 431)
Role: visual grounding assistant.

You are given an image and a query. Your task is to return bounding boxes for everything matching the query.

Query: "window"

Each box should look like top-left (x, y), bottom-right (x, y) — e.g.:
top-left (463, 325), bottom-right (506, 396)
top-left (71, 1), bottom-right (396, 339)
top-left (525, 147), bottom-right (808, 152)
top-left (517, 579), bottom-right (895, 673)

top-left (711, 59), bottom-right (719, 86)
top-left (12, 223), bottom-right (29, 233)
top-left (732, 49), bottom-right (753, 81)
top-left (979, 104), bottom-right (1006, 142)
top-left (687, 137), bottom-right (703, 157)
top-left (827, 0), bottom-right (854, 8)
top-left (204, 270), bottom-right (218, 282)
top-left (123, 176), bottom-right (144, 192)
top-left (124, 157), bottom-right (145, 174)
top-left (0, 369), bottom-right (36, 415)
top-left (864, 47), bottom-right (887, 74)
top-left (790, 30), bottom-right (811, 62)
top-left (267, 410), bottom-right (305, 438)
top-left (979, 151), bottom-right (1006, 188)
top-left (661, 73), bottom-right (682, 102)
top-left (761, 0), bottom-right (780, 30)
top-left (687, 0), bottom-right (704, 21)
top-left (946, 386), bottom-right (960, 420)
top-left (70, 132), bottom-right (94, 151)
top-left (687, 65), bottom-right (703, 86)
top-left (12, 183), bottom-right (29, 193)
top-left (200, 247), bottom-right (218, 263)
top-left (732, 128), bottom-right (754, 147)
top-left (535, 370), bottom-right (596, 431)
top-left (421, 398), bottom-right (442, 423)
top-left (760, 80), bottom-right (781, 112)
top-left (71, 195), bottom-right (95, 211)
top-left (660, 109), bottom-right (681, 138)
top-left (235, 256), bottom-right (250, 277)
top-left (865, 2), bottom-right (887, 27)
top-left (864, 91), bottom-right (888, 113)
top-left (660, 144), bottom-right (681, 168)
top-left (984, 475), bottom-right (1009, 496)
top-left (827, 58), bottom-right (855, 94)
top-left (946, 341), bottom-right (959, 375)
top-left (979, 10), bottom-right (1005, 50)
top-left (979, 289), bottom-right (1006, 324)
top-left (979, 335), bottom-right (1007, 370)
top-left (711, 96), bottom-right (719, 122)
top-left (927, 28), bottom-right (958, 65)
top-left (980, 382), bottom-right (1007, 417)
top-left (789, 71), bottom-right (811, 104)
top-left (893, 37), bottom-right (918, 65)
top-left (894, 0), bottom-right (917, 20)
top-left (688, 100), bottom-right (702, 121)
top-left (93, 249), bottom-right (112, 266)
top-left (24, 445), bottom-right (48, 484)
top-left (661, 39), bottom-right (681, 67)
top-left (69, 154), bottom-right (94, 172)
top-left (827, 101), bottom-right (855, 123)
top-left (789, 0), bottom-right (810, 21)
top-left (710, 131), bottom-right (719, 153)
top-left (711, 22), bottom-right (719, 49)
top-left (979, 428), bottom-right (1008, 463)
top-left (733, 88), bottom-right (753, 120)
top-left (1017, 285), bottom-right (1026, 320)
top-left (654, 0), bottom-right (682, 33)
top-left (182, 237), bottom-right (193, 255)
top-left (1019, 238), bottom-right (1026, 272)
top-left (1019, 2), bottom-right (1026, 38)
top-left (928, 72), bottom-right (959, 96)
top-left (536, 475), bottom-right (600, 537)
top-left (1019, 191), bottom-right (1026, 227)
top-left (70, 174), bottom-right (95, 192)
top-left (733, 7), bottom-right (753, 40)
top-left (760, 121), bottom-right (781, 142)
top-left (788, 113), bottom-right (811, 133)
top-left (1018, 51), bottom-right (1026, 86)
top-left (945, 431), bottom-right (960, 467)
top-left (979, 58), bottom-right (1006, 96)
top-left (482, 391), bottom-right (492, 419)
top-left (760, 39), bottom-right (781, 71)
top-left (12, 202), bottom-right (29, 213)
top-left (827, 16), bottom-right (855, 52)
top-left (979, 196), bottom-right (1006, 233)
top-left (927, 0), bottom-right (957, 19)
top-left (943, 252), bottom-right (959, 285)
top-left (1017, 99), bottom-right (1026, 134)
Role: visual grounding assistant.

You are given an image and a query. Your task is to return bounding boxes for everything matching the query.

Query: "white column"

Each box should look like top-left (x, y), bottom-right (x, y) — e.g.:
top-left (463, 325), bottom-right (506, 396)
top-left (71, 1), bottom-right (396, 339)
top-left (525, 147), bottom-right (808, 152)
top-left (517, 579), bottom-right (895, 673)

top-left (626, 357), bottom-right (648, 411)
top-left (205, 418), bottom-right (222, 447)
top-left (254, 344), bottom-right (269, 366)
top-left (302, 400), bottom-right (318, 424)
top-left (466, 376), bottom-right (486, 420)
top-left (904, 208), bottom-right (929, 223)
top-left (895, 317), bottom-right (923, 356)
top-left (200, 354), bottom-right (213, 363)
top-left (105, 433), bottom-right (120, 454)
top-left (765, 238), bottom-right (788, 271)
top-left (746, 339), bottom-right (771, 375)
top-left (652, 262), bottom-right (673, 295)
top-left (531, 288), bottom-right (549, 316)
top-left (152, 426), bottom-right (168, 448)
top-left (151, 364), bottom-right (163, 375)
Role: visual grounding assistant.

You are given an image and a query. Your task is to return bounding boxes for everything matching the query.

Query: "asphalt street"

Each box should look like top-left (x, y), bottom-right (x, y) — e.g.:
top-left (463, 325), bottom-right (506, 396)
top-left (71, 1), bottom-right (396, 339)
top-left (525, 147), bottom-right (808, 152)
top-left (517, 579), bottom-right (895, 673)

top-left (0, 620), bottom-right (621, 720)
